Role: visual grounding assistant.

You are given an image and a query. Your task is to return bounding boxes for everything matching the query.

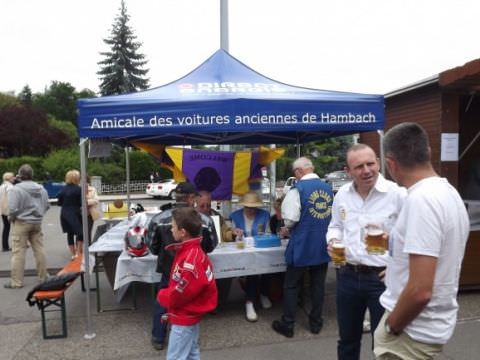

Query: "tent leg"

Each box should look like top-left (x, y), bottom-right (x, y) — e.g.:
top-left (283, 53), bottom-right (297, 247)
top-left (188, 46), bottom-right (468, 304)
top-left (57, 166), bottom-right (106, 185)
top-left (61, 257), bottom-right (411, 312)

top-left (80, 138), bottom-right (96, 340)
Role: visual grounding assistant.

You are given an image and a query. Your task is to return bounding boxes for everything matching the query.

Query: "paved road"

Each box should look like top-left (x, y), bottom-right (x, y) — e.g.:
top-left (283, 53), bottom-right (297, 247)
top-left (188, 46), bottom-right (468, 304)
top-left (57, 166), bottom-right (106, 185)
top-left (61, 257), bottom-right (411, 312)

top-left (0, 194), bottom-right (479, 359)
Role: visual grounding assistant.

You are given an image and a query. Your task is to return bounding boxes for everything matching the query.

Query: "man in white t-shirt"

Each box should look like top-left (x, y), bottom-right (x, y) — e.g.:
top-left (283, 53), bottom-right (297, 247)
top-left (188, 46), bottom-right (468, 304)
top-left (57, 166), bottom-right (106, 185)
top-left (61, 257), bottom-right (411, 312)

top-left (374, 122), bottom-right (470, 359)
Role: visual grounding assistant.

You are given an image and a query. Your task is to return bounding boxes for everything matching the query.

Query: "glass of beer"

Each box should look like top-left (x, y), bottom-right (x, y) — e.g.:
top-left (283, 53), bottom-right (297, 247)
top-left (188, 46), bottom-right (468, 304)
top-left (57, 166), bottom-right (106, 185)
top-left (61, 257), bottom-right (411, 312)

top-left (235, 232), bottom-right (245, 249)
top-left (257, 224), bottom-right (265, 235)
top-left (365, 222), bottom-right (386, 255)
top-left (332, 240), bottom-right (346, 268)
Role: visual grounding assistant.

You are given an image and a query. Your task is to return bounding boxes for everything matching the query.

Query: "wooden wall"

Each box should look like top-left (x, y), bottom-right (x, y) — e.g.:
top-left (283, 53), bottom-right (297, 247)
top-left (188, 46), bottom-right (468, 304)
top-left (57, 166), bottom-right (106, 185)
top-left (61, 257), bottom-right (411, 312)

top-left (359, 83), bottom-right (462, 186)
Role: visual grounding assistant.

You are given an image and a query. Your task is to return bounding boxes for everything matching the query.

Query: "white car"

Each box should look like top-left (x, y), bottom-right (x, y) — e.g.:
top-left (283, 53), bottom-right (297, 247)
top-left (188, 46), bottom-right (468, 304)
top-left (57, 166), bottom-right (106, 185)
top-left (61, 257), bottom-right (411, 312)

top-left (282, 177), bottom-right (297, 195)
top-left (324, 170), bottom-right (352, 193)
top-left (146, 179), bottom-right (178, 199)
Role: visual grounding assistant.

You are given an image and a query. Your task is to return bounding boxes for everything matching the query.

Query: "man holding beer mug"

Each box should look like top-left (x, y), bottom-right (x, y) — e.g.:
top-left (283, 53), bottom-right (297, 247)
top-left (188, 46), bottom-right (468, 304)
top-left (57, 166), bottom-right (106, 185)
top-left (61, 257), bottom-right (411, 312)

top-left (326, 144), bottom-right (406, 360)
top-left (374, 123), bottom-right (469, 359)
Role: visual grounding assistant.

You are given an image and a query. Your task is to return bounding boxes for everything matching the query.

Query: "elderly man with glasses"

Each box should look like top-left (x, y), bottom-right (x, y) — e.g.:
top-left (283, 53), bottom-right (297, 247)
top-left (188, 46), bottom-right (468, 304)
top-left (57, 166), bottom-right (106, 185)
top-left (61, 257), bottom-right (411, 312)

top-left (272, 156), bottom-right (333, 338)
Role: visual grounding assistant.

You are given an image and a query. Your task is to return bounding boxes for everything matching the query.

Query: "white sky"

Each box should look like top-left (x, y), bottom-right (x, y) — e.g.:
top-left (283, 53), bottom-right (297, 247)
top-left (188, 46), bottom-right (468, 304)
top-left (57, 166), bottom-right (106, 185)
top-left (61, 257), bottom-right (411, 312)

top-left (1, 0), bottom-right (479, 96)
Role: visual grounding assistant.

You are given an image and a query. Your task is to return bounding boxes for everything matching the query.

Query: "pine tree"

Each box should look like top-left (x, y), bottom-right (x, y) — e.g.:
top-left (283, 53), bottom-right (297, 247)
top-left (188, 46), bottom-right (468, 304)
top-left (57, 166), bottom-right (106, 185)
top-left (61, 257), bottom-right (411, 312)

top-left (18, 85), bottom-right (33, 107)
top-left (97, 0), bottom-right (149, 96)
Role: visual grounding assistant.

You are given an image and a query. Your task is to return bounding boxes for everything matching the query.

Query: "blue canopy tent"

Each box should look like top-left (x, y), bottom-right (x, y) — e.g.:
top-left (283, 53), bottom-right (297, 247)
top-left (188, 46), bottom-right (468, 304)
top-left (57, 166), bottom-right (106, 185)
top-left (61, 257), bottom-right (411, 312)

top-left (76, 50), bottom-right (385, 338)
top-left (77, 49), bottom-right (384, 145)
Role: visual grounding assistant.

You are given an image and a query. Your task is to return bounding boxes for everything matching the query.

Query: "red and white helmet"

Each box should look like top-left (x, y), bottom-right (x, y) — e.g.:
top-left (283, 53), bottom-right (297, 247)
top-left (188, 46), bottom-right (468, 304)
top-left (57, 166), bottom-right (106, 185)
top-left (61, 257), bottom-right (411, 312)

top-left (124, 226), bottom-right (149, 257)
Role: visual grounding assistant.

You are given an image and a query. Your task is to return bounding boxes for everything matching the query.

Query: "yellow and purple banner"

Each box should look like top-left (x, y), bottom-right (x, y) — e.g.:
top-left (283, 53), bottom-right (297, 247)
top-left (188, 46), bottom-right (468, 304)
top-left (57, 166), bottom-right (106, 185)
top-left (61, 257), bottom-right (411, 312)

top-left (132, 142), bottom-right (284, 200)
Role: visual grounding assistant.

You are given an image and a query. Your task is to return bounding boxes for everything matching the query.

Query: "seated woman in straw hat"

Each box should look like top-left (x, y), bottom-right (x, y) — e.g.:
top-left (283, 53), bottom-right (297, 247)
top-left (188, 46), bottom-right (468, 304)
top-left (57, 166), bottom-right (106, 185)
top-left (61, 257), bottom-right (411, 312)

top-left (230, 191), bottom-right (272, 322)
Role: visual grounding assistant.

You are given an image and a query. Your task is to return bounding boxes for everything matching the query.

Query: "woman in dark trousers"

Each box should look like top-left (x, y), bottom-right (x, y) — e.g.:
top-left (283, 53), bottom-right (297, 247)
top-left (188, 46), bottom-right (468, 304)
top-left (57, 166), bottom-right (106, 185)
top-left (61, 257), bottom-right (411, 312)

top-left (57, 170), bottom-right (83, 259)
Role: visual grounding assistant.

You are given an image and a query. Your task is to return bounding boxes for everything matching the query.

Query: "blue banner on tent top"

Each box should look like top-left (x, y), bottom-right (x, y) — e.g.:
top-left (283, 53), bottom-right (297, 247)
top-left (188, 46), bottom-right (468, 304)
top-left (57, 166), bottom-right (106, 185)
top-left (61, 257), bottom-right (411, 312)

top-left (77, 50), bottom-right (384, 145)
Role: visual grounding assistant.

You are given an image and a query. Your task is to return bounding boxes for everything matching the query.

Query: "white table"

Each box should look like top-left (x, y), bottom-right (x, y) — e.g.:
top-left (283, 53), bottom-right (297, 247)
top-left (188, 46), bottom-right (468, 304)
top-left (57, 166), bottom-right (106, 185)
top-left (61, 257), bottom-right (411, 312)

top-left (114, 241), bottom-right (287, 289)
top-left (89, 215), bottom-right (287, 307)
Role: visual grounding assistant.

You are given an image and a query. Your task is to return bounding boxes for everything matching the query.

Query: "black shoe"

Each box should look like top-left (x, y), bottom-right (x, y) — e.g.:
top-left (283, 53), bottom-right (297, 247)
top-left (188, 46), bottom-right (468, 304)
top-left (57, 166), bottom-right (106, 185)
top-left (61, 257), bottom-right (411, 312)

top-left (272, 320), bottom-right (294, 338)
top-left (309, 318), bottom-right (323, 334)
top-left (151, 339), bottom-right (164, 350)
top-left (309, 323), bottom-right (323, 334)
top-left (2, 248), bottom-right (10, 252)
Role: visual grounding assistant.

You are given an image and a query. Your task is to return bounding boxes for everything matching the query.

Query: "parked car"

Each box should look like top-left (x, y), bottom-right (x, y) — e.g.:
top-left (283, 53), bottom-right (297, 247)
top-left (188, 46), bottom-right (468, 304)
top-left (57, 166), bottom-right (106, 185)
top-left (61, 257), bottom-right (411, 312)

top-left (42, 181), bottom-right (65, 200)
top-left (324, 170), bottom-right (352, 193)
top-left (146, 179), bottom-right (178, 199)
top-left (282, 177), bottom-right (297, 195)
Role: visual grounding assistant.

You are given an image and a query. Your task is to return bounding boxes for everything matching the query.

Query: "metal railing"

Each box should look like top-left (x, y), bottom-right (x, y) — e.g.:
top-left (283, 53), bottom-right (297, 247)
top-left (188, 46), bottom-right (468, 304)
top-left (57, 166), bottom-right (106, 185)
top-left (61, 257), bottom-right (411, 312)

top-left (100, 180), bottom-right (149, 194)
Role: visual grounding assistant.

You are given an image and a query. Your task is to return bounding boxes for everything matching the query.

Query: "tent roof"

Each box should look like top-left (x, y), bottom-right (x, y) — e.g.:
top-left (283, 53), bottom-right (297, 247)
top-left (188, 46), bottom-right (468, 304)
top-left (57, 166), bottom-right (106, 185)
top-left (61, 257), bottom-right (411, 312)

top-left (77, 50), bottom-right (384, 145)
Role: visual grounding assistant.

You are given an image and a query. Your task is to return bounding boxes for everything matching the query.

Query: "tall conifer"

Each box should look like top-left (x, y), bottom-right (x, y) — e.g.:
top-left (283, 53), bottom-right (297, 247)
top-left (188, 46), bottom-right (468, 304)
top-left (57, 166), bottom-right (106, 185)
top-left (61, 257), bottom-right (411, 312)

top-left (97, 0), bottom-right (149, 96)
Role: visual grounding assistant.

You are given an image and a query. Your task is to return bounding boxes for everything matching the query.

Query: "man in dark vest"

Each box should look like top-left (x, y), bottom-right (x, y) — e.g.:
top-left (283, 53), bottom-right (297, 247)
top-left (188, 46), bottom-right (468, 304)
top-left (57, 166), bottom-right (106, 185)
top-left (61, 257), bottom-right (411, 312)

top-left (272, 156), bottom-right (333, 337)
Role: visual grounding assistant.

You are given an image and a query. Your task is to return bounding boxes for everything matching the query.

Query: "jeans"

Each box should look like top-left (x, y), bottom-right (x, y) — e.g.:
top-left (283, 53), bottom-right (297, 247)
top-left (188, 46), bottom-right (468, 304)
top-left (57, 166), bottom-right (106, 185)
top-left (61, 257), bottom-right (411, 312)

top-left (167, 323), bottom-right (200, 360)
top-left (336, 266), bottom-right (386, 360)
top-left (152, 272), bottom-right (170, 343)
top-left (282, 263), bottom-right (328, 329)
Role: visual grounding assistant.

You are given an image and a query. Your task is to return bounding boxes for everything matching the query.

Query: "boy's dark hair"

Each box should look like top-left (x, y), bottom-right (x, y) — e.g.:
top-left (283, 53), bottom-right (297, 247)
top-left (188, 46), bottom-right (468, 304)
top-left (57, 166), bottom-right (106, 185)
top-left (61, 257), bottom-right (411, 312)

top-left (172, 207), bottom-right (202, 237)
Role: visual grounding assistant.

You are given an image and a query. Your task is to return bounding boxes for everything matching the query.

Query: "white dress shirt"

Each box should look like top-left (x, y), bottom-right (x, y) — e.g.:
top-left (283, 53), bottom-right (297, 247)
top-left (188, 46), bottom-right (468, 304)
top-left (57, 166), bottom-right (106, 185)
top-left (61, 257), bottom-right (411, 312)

top-left (281, 173), bottom-right (320, 227)
top-left (326, 174), bottom-right (406, 267)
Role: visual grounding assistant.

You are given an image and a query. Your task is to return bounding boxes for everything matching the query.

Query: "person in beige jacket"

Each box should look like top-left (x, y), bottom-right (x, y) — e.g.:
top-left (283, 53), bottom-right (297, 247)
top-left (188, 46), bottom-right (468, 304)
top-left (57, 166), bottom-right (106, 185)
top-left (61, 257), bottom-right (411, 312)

top-left (0, 172), bottom-right (16, 251)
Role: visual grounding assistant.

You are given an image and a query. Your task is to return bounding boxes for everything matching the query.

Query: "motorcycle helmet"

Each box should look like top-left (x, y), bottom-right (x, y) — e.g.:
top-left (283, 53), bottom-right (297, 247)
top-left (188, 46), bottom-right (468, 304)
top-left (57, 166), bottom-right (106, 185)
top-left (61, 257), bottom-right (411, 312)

top-left (124, 226), bottom-right (149, 257)
top-left (129, 203), bottom-right (145, 214)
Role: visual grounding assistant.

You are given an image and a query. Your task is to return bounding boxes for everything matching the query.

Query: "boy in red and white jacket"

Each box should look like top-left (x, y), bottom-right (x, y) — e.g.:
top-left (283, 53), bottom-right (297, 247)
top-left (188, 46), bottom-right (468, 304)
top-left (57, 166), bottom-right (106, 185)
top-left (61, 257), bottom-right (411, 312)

top-left (157, 207), bottom-right (217, 360)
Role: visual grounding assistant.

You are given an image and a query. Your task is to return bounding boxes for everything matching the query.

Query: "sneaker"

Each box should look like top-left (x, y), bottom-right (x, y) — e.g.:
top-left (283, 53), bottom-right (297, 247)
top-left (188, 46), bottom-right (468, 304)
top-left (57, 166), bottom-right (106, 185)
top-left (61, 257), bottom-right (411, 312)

top-left (260, 294), bottom-right (272, 309)
top-left (151, 338), bottom-right (164, 351)
top-left (272, 320), bottom-right (294, 338)
top-left (4, 283), bottom-right (23, 289)
top-left (245, 301), bottom-right (258, 322)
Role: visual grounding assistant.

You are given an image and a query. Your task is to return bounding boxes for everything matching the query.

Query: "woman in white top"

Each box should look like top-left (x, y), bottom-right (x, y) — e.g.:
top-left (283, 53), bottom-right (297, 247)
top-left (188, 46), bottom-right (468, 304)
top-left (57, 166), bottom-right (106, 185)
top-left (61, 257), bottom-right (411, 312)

top-left (0, 172), bottom-right (16, 251)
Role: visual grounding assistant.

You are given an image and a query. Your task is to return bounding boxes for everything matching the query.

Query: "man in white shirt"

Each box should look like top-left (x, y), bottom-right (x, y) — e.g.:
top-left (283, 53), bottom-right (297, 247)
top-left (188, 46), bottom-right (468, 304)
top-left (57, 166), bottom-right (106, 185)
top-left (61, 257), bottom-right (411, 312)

top-left (326, 144), bottom-right (406, 360)
top-left (374, 122), bottom-right (469, 359)
top-left (272, 157), bottom-right (333, 338)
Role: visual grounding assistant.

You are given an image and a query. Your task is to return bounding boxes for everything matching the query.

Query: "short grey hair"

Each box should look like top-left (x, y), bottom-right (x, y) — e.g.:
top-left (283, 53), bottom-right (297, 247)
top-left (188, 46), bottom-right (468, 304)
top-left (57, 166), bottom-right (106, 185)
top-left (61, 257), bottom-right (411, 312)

top-left (383, 122), bottom-right (430, 168)
top-left (18, 164), bottom-right (33, 180)
top-left (292, 157), bottom-right (314, 171)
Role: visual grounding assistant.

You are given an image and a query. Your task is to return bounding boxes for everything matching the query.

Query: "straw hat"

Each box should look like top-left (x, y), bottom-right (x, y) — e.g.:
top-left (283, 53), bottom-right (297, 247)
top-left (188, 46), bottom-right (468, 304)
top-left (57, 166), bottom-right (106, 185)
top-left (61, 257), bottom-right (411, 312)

top-left (240, 191), bottom-right (263, 208)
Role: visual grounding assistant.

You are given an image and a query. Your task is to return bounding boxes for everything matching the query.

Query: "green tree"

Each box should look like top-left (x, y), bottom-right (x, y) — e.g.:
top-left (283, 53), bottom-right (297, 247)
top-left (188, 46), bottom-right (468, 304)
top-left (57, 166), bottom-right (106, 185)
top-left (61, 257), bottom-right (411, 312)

top-left (17, 85), bottom-right (33, 107)
top-left (97, 0), bottom-right (149, 96)
top-left (0, 156), bottom-right (44, 180)
top-left (274, 136), bottom-right (353, 180)
top-left (32, 81), bottom-right (77, 124)
top-left (49, 116), bottom-right (78, 143)
top-left (77, 88), bottom-right (96, 100)
top-left (0, 92), bottom-right (19, 109)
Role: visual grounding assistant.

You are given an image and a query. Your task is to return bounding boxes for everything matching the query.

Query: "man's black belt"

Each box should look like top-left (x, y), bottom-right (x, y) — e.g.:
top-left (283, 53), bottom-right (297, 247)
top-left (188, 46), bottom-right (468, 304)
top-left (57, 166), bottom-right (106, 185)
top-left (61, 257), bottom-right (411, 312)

top-left (345, 262), bottom-right (386, 273)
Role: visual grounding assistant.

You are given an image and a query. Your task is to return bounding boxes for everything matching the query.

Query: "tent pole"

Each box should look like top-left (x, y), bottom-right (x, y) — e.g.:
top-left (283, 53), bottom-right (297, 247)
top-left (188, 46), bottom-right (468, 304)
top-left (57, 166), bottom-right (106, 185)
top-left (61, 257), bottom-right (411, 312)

top-left (377, 130), bottom-right (385, 176)
top-left (220, 0), bottom-right (232, 216)
top-left (80, 138), bottom-right (96, 340)
top-left (220, 0), bottom-right (229, 51)
top-left (125, 146), bottom-right (131, 216)
top-left (269, 144), bottom-right (277, 207)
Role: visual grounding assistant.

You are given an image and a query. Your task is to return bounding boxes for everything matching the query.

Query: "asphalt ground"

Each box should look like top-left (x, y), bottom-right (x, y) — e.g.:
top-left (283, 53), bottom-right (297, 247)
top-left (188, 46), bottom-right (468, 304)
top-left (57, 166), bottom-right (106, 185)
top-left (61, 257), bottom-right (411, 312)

top-left (0, 194), bottom-right (479, 360)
